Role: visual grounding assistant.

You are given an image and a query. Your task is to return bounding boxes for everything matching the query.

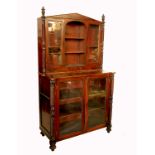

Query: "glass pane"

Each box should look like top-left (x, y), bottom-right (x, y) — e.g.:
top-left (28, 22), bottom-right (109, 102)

top-left (88, 108), bottom-right (105, 128)
top-left (60, 119), bottom-right (82, 135)
top-left (60, 81), bottom-right (83, 99)
top-left (59, 80), bottom-right (83, 136)
top-left (48, 21), bottom-right (62, 65)
top-left (88, 97), bottom-right (105, 110)
top-left (48, 21), bottom-right (62, 47)
top-left (89, 78), bottom-right (106, 97)
top-left (60, 101), bottom-right (81, 116)
top-left (88, 78), bottom-right (106, 129)
top-left (88, 25), bottom-right (99, 46)
top-left (60, 88), bottom-right (82, 99)
top-left (48, 54), bottom-right (62, 65)
top-left (88, 47), bottom-right (98, 63)
top-left (88, 25), bottom-right (99, 62)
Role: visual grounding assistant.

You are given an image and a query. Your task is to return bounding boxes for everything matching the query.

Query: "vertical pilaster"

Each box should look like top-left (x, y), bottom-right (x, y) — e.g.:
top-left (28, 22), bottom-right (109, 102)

top-left (106, 74), bottom-right (114, 133)
top-left (41, 7), bottom-right (46, 75)
top-left (49, 79), bottom-right (56, 151)
top-left (50, 80), bottom-right (55, 137)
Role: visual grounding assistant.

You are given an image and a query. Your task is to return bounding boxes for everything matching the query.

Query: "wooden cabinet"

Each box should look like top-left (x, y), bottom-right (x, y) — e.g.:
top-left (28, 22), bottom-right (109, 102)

top-left (38, 7), bottom-right (115, 151)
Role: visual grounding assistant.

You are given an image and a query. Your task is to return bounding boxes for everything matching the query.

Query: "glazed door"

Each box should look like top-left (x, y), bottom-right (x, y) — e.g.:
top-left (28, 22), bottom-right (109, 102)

top-left (58, 79), bottom-right (84, 138)
top-left (47, 20), bottom-right (63, 66)
top-left (87, 77), bottom-right (107, 130)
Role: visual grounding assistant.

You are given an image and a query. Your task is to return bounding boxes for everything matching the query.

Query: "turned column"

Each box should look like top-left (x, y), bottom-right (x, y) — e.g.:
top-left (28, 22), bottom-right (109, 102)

top-left (106, 74), bottom-right (114, 133)
top-left (49, 79), bottom-right (56, 151)
top-left (41, 7), bottom-right (46, 75)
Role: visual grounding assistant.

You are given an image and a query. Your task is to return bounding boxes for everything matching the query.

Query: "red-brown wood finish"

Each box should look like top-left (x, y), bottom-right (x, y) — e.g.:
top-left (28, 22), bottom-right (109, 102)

top-left (38, 7), bottom-right (115, 151)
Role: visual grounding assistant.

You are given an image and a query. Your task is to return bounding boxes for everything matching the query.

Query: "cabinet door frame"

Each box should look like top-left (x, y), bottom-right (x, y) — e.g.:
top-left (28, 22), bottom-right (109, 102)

top-left (56, 77), bottom-right (85, 140)
top-left (45, 19), bottom-right (65, 70)
top-left (85, 75), bottom-right (109, 132)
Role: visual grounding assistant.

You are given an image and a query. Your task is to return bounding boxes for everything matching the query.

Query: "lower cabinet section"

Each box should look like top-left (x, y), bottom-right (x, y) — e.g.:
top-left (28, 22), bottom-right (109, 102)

top-left (39, 72), bottom-right (114, 151)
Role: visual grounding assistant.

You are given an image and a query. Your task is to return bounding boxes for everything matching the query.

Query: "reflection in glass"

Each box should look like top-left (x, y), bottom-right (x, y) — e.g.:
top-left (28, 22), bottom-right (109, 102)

top-left (88, 108), bottom-right (105, 128)
top-left (59, 80), bottom-right (83, 136)
top-left (60, 80), bottom-right (83, 99)
top-left (88, 97), bottom-right (105, 110)
top-left (88, 25), bottom-right (99, 62)
top-left (88, 47), bottom-right (98, 62)
top-left (48, 21), bottom-right (62, 65)
top-left (89, 79), bottom-right (106, 95)
top-left (88, 78), bottom-right (106, 129)
top-left (48, 54), bottom-right (62, 65)
top-left (60, 119), bottom-right (81, 135)
top-left (48, 21), bottom-right (62, 47)
top-left (60, 88), bottom-right (82, 99)
top-left (88, 25), bottom-right (99, 46)
top-left (60, 102), bottom-right (81, 116)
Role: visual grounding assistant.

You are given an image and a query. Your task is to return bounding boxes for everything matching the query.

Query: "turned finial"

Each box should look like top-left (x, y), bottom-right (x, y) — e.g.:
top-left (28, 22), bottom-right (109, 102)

top-left (41, 6), bottom-right (45, 17)
top-left (102, 14), bottom-right (105, 23)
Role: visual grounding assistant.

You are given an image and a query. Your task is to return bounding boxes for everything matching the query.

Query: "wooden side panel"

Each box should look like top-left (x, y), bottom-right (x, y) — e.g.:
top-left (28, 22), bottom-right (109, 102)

top-left (39, 94), bottom-right (51, 132)
top-left (39, 75), bottom-right (50, 96)
top-left (38, 18), bottom-right (43, 73)
top-left (39, 75), bottom-right (51, 137)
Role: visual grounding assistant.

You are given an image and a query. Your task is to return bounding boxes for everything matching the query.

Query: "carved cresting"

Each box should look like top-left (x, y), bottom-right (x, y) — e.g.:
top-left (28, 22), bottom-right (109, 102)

top-left (99, 14), bottom-right (105, 66)
top-left (41, 7), bottom-right (46, 75)
top-left (50, 80), bottom-right (55, 136)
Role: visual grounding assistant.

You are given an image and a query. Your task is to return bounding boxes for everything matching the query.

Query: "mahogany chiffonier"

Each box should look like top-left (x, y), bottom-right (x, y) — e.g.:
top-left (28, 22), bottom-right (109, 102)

top-left (37, 7), bottom-right (115, 151)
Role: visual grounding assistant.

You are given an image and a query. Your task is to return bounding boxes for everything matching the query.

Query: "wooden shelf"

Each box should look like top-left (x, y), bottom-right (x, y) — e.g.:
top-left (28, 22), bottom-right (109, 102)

top-left (60, 97), bottom-right (82, 105)
top-left (60, 119), bottom-right (81, 136)
top-left (64, 51), bottom-right (85, 54)
top-left (60, 113), bottom-right (81, 123)
top-left (60, 85), bottom-right (83, 90)
top-left (66, 64), bottom-right (85, 67)
top-left (60, 108), bottom-right (81, 117)
top-left (88, 46), bottom-right (98, 48)
top-left (49, 46), bottom-right (60, 48)
top-left (65, 36), bottom-right (85, 40)
top-left (88, 107), bottom-right (104, 112)
top-left (88, 90), bottom-right (106, 98)
top-left (49, 53), bottom-right (61, 55)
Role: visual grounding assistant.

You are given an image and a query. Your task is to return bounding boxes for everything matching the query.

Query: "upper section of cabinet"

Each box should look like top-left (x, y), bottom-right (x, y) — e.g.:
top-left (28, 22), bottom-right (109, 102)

top-left (38, 7), bottom-right (105, 75)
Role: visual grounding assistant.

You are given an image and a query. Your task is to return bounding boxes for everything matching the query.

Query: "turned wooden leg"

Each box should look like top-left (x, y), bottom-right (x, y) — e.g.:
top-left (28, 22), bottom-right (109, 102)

top-left (106, 123), bottom-right (112, 133)
top-left (49, 139), bottom-right (56, 151)
top-left (40, 131), bottom-right (45, 136)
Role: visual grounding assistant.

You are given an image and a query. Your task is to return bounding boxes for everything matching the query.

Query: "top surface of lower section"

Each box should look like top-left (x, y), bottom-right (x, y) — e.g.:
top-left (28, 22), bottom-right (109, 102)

top-left (40, 70), bottom-right (115, 80)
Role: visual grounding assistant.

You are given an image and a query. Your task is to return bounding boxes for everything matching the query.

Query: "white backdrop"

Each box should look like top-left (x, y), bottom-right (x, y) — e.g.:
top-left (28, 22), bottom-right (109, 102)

top-left (17, 0), bottom-right (136, 155)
